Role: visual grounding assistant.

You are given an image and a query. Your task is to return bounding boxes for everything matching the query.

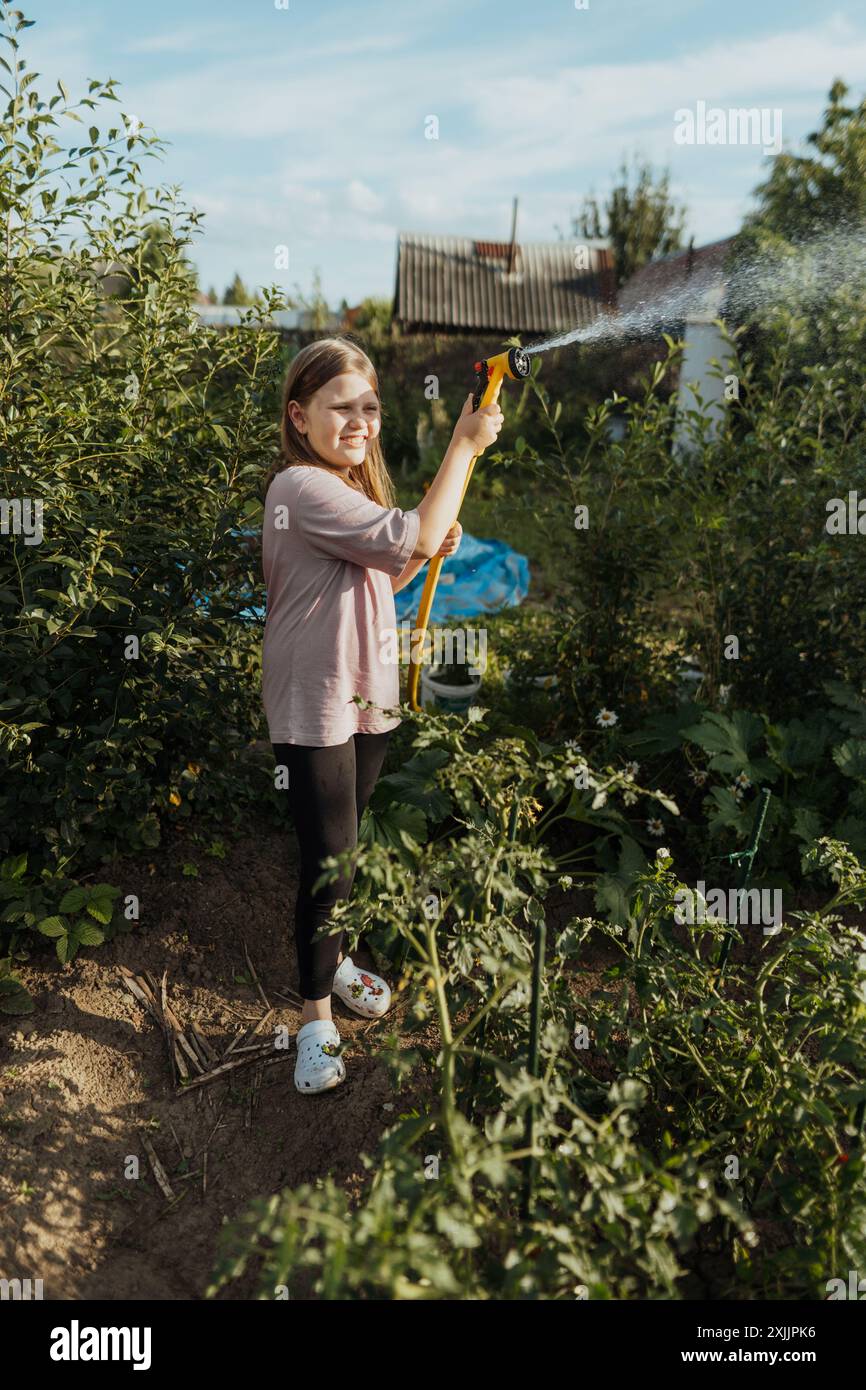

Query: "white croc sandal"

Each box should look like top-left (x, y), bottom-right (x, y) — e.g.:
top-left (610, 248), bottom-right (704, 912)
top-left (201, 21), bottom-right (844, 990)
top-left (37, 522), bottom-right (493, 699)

top-left (294, 1019), bottom-right (346, 1094)
top-left (332, 955), bottom-right (391, 1019)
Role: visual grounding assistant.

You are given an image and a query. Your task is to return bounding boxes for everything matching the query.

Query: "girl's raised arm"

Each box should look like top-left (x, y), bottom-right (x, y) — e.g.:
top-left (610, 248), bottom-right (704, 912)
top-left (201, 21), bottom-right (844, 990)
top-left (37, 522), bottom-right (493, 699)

top-left (410, 395), bottom-right (503, 560)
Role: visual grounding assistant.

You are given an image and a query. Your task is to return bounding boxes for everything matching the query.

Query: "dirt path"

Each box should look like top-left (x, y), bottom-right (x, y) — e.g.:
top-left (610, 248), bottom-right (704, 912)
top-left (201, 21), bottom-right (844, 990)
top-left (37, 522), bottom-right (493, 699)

top-left (0, 815), bottom-right (418, 1300)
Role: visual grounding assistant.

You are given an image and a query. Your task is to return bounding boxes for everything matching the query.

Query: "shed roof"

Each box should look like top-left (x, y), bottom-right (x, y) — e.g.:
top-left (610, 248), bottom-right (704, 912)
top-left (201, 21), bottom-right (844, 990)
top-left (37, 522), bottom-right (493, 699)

top-left (393, 232), bottom-right (616, 335)
top-left (617, 237), bottom-right (735, 326)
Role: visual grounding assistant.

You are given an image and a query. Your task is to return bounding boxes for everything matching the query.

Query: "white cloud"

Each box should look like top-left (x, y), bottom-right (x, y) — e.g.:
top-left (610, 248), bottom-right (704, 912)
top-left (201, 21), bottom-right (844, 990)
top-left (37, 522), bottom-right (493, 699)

top-left (346, 180), bottom-right (384, 215)
top-left (29, 4), bottom-right (866, 299)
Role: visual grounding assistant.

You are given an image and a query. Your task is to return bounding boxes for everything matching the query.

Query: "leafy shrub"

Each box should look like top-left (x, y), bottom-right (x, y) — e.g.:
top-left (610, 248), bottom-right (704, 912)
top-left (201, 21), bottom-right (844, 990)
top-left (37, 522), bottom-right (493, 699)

top-left (0, 10), bottom-right (282, 872)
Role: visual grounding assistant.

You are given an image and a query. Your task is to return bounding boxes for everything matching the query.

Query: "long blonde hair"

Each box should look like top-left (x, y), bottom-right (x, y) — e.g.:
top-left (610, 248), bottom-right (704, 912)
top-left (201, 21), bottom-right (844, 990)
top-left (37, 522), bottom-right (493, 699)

top-left (262, 336), bottom-right (395, 506)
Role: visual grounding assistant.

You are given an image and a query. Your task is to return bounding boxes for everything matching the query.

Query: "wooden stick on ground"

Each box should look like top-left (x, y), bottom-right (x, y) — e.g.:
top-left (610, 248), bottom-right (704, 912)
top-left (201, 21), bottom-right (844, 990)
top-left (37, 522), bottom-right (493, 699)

top-left (221, 1007), bottom-right (275, 1062)
top-left (242, 939), bottom-right (271, 1010)
top-left (176, 1042), bottom-right (286, 1093)
top-left (272, 986), bottom-right (304, 1009)
top-left (139, 1131), bottom-right (176, 1203)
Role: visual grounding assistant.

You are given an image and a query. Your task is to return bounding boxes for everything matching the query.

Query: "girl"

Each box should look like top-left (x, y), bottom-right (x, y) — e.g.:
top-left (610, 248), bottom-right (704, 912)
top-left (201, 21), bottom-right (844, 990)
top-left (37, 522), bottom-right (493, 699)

top-left (261, 337), bottom-right (503, 1094)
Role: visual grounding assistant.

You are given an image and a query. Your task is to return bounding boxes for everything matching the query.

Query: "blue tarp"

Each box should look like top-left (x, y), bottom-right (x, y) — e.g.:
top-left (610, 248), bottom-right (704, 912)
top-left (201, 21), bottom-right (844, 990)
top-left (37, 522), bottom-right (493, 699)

top-left (393, 532), bottom-right (530, 622)
top-left (187, 529), bottom-right (529, 624)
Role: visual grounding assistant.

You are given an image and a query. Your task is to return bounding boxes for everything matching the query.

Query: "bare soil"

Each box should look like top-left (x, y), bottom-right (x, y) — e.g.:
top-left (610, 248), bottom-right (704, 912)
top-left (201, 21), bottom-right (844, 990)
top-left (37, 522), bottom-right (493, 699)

top-left (0, 814), bottom-right (434, 1301)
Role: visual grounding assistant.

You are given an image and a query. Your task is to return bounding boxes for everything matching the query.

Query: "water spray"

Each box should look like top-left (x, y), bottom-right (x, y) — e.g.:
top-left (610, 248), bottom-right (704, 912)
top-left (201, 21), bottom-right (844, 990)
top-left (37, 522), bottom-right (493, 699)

top-left (407, 346), bottom-right (530, 711)
top-left (406, 221), bottom-right (866, 712)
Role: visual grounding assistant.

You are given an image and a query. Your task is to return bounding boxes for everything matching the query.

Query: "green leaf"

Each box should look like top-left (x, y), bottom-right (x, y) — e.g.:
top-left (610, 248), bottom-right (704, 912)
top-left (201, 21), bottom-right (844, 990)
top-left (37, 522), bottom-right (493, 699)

top-left (705, 787), bottom-right (752, 837)
top-left (1, 853), bottom-right (28, 881)
top-left (626, 703), bottom-right (701, 756)
top-left (791, 806), bottom-right (822, 844)
top-left (682, 710), bottom-right (777, 782)
top-left (76, 922), bottom-right (105, 946)
top-left (833, 739), bottom-right (866, 781)
top-left (360, 801), bottom-right (427, 851)
top-left (595, 835), bottom-right (646, 927)
top-left (0, 976), bottom-right (34, 1015)
top-left (36, 916), bottom-right (66, 938)
top-left (138, 813), bottom-right (161, 848)
top-left (371, 749), bottom-right (451, 823)
top-left (57, 886), bottom-right (87, 913)
top-left (434, 1206), bottom-right (481, 1249)
top-left (86, 898), bottom-right (114, 924)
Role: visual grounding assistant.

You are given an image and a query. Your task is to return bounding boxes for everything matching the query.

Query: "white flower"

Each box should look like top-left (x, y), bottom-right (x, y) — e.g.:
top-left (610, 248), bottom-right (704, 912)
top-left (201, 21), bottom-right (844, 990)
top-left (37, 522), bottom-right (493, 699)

top-left (467, 706), bottom-right (484, 723)
top-left (733, 771), bottom-right (752, 790)
top-left (689, 769), bottom-right (708, 786)
top-left (623, 790), bottom-right (637, 806)
top-left (564, 739), bottom-right (582, 753)
top-left (656, 846), bottom-right (671, 861)
top-left (646, 818), bottom-right (664, 837)
top-left (624, 760), bottom-right (639, 779)
top-left (596, 708), bottom-right (618, 728)
top-left (718, 684), bottom-right (731, 702)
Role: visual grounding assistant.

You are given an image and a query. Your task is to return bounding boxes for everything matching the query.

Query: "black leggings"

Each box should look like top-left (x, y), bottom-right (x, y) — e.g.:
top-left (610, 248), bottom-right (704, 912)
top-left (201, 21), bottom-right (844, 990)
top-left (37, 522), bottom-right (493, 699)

top-left (273, 731), bottom-right (392, 1000)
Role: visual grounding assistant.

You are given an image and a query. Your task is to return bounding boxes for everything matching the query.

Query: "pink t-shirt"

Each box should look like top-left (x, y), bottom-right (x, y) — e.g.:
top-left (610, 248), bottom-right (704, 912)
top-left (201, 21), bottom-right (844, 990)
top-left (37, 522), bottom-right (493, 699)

top-left (261, 464), bottom-right (421, 746)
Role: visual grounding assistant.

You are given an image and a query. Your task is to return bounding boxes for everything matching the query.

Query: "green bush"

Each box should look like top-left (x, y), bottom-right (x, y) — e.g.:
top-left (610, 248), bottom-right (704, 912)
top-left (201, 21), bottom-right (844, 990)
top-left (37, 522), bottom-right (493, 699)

top-left (0, 9), bottom-right (282, 872)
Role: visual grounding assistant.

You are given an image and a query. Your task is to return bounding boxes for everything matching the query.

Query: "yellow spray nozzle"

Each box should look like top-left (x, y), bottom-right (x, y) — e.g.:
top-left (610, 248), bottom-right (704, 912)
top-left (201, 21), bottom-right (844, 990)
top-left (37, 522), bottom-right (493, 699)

top-left (406, 346), bottom-right (531, 713)
top-left (471, 347), bottom-right (531, 410)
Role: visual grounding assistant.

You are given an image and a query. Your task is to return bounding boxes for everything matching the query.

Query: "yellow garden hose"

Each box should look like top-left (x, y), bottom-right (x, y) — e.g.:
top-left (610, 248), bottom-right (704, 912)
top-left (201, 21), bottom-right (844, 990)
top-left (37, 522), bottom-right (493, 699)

top-left (407, 347), bottom-right (531, 711)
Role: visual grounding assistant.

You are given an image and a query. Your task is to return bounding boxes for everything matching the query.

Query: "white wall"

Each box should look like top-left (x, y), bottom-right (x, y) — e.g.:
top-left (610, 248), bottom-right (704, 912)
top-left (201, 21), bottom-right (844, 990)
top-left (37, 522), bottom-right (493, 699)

top-left (672, 317), bottom-right (736, 459)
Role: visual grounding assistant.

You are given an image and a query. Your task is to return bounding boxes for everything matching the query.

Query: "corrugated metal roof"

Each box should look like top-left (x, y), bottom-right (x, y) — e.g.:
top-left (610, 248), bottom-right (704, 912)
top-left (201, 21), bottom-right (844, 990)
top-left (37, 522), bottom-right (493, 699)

top-left (394, 232), bottom-right (615, 335)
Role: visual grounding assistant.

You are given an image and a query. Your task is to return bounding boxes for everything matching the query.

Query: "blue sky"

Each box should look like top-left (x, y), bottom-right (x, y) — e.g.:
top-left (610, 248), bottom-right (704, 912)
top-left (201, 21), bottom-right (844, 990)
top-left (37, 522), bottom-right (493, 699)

top-left (15, 0), bottom-right (866, 307)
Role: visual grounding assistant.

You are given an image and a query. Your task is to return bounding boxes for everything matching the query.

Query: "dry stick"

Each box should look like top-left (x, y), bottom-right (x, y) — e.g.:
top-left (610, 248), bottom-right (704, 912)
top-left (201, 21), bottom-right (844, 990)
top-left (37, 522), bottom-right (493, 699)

top-left (242, 939), bottom-right (270, 1010)
top-left (222, 1006), bottom-right (275, 1062)
top-left (272, 986), bottom-right (304, 1009)
top-left (122, 966), bottom-right (216, 1080)
top-left (221, 1003), bottom-right (264, 1021)
top-left (154, 967), bottom-right (214, 1073)
top-left (139, 1131), bottom-right (176, 1203)
top-left (155, 970), bottom-right (205, 1077)
top-left (167, 1121), bottom-right (185, 1162)
top-left (119, 968), bottom-right (190, 1082)
top-left (246, 1065), bottom-right (263, 1131)
top-left (175, 1044), bottom-right (285, 1093)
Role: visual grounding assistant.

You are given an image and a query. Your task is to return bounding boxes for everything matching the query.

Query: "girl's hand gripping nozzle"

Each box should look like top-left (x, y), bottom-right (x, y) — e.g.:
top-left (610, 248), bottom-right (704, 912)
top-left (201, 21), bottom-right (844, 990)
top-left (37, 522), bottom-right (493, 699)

top-left (407, 347), bottom-right (530, 712)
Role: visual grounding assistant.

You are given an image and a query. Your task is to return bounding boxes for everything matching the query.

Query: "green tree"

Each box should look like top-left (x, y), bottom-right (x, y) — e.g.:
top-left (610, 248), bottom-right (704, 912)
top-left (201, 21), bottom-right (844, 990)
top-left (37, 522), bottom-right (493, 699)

top-left (743, 79), bottom-right (866, 241)
top-left (352, 296), bottom-right (393, 347)
top-left (572, 156), bottom-right (687, 286)
top-left (730, 79), bottom-right (866, 429)
top-left (291, 267), bottom-right (332, 329)
top-left (222, 271), bottom-right (257, 306)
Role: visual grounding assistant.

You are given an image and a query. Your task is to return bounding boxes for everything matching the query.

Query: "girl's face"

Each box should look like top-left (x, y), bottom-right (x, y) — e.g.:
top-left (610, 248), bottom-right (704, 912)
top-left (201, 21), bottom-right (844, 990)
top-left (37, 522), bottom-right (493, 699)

top-left (287, 371), bottom-right (381, 471)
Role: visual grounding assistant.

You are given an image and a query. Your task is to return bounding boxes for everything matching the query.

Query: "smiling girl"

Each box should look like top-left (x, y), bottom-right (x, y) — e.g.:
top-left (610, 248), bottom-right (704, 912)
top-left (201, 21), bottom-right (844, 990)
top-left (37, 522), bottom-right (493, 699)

top-left (261, 337), bottom-right (502, 1094)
